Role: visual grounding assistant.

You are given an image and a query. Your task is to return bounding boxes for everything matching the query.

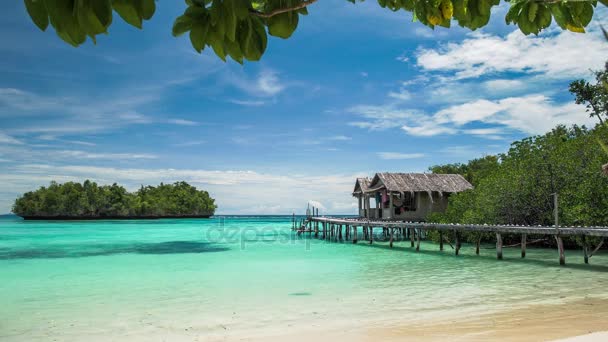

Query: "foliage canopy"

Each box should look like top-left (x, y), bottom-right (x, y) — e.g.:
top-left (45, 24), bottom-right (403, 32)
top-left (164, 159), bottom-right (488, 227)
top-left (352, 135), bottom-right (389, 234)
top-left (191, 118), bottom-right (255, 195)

top-left (12, 180), bottom-right (217, 218)
top-left (24, 0), bottom-right (608, 63)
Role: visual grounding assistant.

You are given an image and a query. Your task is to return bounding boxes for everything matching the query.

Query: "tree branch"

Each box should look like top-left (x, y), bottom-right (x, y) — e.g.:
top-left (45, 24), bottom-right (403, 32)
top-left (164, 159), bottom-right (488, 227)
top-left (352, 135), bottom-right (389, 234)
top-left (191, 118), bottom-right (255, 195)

top-left (250, 0), bottom-right (318, 18)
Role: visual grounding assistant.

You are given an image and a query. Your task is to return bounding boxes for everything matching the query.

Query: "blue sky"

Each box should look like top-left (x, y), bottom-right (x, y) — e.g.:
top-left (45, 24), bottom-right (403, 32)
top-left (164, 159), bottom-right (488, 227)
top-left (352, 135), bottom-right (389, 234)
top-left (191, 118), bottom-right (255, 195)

top-left (1, 1), bottom-right (607, 214)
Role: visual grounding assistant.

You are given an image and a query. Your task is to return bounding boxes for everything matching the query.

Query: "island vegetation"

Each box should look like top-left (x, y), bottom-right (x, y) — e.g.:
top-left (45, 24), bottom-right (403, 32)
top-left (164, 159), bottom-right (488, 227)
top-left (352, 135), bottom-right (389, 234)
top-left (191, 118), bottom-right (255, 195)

top-left (12, 180), bottom-right (216, 220)
top-left (23, 0), bottom-right (606, 63)
top-left (428, 64), bottom-right (608, 251)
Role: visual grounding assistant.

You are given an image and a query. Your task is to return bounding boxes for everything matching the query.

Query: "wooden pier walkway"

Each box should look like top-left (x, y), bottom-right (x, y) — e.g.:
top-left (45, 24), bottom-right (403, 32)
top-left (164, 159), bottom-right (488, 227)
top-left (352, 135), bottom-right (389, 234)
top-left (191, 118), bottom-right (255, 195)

top-left (295, 216), bottom-right (608, 265)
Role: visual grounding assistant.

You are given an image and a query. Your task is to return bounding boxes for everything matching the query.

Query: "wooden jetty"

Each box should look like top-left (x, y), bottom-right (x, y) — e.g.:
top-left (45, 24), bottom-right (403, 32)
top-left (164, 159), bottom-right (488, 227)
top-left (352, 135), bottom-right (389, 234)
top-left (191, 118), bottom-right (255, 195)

top-left (294, 215), bottom-right (608, 266)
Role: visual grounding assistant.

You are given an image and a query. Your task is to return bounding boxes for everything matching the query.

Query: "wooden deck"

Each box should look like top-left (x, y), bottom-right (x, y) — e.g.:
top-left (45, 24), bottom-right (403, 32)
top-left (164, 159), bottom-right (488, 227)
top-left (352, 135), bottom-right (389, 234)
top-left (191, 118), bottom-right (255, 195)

top-left (295, 216), bottom-right (608, 265)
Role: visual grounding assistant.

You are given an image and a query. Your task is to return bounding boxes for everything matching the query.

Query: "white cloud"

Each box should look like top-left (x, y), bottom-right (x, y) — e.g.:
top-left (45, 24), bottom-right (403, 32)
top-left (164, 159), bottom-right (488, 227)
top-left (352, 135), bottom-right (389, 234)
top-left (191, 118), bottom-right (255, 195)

top-left (326, 135), bottom-right (351, 141)
top-left (224, 69), bottom-right (287, 98)
top-left (0, 132), bottom-right (23, 145)
top-left (229, 99), bottom-right (266, 106)
top-left (401, 123), bottom-right (457, 137)
top-left (377, 152), bottom-right (425, 160)
top-left (348, 105), bottom-right (423, 130)
top-left (434, 94), bottom-right (596, 134)
top-left (172, 140), bottom-right (205, 147)
top-left (54, 150), bottom-right (157, 160)
top-left (416, 29), bottom-right (608, 80)
top-left (257, 70), bottom-right (285, 96)
top-left (484, 79), bottom-right (525, 92)
top-left (167, 119), bottom-right (199, 126)
top-left (387, 88), bottom-right (411, 101)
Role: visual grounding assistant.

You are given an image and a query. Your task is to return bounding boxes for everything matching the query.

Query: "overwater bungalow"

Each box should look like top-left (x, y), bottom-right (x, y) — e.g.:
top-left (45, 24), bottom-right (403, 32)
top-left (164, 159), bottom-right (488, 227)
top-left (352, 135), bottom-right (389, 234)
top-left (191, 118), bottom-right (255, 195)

top-left (353, 173), bottom-right (473, 221)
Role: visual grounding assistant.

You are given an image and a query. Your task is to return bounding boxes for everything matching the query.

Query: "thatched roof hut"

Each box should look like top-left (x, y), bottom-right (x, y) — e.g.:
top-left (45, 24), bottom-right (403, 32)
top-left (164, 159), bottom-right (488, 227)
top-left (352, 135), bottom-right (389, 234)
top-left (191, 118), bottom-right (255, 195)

top-left (353, 172), bottom-right (473, 221)
top-left (365, 172), bottom-right (473, 195)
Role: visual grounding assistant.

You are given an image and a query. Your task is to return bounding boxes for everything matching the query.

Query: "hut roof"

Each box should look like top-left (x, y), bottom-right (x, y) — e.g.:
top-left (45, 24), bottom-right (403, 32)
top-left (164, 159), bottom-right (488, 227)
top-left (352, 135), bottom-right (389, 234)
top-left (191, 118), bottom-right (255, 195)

top-left (364, 173), bottom-right (473, 194)
top-left (352, 177), bottom-right (371, 195)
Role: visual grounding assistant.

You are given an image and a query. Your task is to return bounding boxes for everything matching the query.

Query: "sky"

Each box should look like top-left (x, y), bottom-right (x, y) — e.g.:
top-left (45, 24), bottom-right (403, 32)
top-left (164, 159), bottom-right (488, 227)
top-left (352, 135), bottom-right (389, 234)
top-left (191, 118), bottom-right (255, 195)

top-left (0, 1), bottom-right (607, 215)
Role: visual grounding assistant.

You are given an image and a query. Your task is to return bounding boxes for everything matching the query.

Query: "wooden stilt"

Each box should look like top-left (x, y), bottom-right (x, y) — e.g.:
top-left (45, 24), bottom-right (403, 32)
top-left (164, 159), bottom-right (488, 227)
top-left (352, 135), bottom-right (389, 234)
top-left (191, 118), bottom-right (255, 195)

top-left (353, 226), bottom-right (358, 244)
top-left (339, 225), bottom-right (343, 240)
top-left (476, 236), bottom-right (480, 255)
top-left (369, 227), bottom-right (373, 244)
top-left (439, 231), bottom-right (444, 251)
top-left (556, 236), bottom-right (565, 265)
top-left (521, 234), bottom-right (526, 258)
top-left (389, 228), bottom-right (394, 248)
top-left (416, 228), bottom-right (421, 251)
top-left (496, 233), bottom-right (503, 260)
top-left (410, 228), bottom-right (415, 247)
top-left (455, 231), bottom-right (461, 256)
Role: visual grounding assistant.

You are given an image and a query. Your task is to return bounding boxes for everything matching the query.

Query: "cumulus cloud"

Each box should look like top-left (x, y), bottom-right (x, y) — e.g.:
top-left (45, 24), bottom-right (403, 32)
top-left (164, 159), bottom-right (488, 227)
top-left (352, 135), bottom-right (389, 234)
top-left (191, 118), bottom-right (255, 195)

top-left (433, 94), bottom-right (595, 134)
top-left (416, 29), bottom-right (608, 80)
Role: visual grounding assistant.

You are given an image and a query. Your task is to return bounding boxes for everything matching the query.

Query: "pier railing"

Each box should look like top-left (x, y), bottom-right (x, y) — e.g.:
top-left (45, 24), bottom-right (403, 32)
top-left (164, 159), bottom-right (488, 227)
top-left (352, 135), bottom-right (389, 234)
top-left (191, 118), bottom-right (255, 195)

top-left (297, 216), bottom-right (608, 266)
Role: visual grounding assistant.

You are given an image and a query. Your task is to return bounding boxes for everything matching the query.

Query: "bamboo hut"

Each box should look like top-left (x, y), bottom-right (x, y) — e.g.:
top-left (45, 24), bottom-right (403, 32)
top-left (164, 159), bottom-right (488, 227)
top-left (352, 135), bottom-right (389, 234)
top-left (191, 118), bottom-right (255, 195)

top-left (353, 173), bottom-right (473, 221)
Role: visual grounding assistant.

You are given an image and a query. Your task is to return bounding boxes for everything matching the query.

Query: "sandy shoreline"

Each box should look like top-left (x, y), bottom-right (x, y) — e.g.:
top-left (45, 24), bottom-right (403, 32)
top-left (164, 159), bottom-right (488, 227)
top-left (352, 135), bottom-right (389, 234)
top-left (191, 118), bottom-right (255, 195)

top-left (247, 297), bottom-right (608, 342)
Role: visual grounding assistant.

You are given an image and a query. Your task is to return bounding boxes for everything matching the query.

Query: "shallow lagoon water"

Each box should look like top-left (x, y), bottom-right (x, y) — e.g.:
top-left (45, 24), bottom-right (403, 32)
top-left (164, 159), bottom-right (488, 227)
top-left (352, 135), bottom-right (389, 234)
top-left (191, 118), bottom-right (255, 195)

top-left (1, 216), bottom-right (607, 341)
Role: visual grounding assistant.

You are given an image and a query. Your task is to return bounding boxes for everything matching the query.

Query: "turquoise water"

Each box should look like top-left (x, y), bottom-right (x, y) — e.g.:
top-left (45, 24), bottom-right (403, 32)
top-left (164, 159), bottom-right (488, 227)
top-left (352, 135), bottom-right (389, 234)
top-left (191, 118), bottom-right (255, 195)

top-left (1, 216), bottom-right (607, 341)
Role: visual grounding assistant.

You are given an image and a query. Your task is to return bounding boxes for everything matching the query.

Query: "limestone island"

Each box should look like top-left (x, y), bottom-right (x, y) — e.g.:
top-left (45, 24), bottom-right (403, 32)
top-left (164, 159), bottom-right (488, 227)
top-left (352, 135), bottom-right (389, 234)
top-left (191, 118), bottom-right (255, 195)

top-left (12, 180), bottom-right (216, 220)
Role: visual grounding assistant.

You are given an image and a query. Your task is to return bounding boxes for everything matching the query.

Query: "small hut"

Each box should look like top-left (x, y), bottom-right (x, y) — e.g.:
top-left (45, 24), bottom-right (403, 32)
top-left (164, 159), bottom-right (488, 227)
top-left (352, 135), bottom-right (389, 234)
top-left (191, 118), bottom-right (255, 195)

top-left (353, 173), bottom-right (473, 221)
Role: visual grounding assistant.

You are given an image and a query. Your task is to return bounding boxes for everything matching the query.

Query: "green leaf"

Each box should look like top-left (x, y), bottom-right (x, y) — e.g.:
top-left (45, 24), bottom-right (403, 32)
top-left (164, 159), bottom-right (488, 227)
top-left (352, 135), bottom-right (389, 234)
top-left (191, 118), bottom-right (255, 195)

top-left (172, 15), bottom-right (193, 37)
top-left (536, 5), bottom-right (552, 31)
top-left (25, 0), bottom-right (49, 31)
top-left (528, 2), bottom-right (538, 23)
top-left (76, 0), bottom-right (108, 42)
top-left (550, 4), bottom-right (568, 29)
top-left (46, 0), bottom-right (87, 46)
top-left (112, 0), bottom-right (142, 29)
top-left (268, 12), bottom-right (298, 39)
top-left (90, 0), bottom-right (113, 28)
top-left (139, 0), bottom-right (155, 20)
top-left (223, 0), bottom-right (237, 41)
top-left (225, 38), bottom-right (243, 64)
top-left (578, 2), bottom-right (594, 27)
top-left (189, 18), bottom-right (209, 53)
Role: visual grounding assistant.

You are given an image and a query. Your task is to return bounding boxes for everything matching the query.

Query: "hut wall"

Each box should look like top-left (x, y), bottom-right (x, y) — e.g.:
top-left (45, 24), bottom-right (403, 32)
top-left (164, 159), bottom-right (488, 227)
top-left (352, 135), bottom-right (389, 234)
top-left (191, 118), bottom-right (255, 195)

top-left (390, 192), bottom-right (449, 221)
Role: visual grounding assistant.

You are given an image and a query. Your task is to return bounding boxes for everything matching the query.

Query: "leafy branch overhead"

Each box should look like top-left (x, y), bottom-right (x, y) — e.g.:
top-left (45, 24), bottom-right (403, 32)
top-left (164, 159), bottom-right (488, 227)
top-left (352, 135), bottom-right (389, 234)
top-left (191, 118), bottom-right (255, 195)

top-left (25, 0), bottom-right (608, 63)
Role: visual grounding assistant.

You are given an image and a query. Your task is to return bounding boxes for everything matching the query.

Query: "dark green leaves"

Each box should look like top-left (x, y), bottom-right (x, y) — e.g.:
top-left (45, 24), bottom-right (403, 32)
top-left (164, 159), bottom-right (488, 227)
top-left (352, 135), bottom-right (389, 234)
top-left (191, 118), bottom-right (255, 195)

top-left (24, 0), bottom-right (154, 47)
top-left (267, 11), bottom-right (298, 38)
top-left (24, 0), bottom-right (49, 31)
top-left (507, 1), bottom-right (551, 35)
top-left (112, 0), bottom-right (156, 29)
top-left (173, 1), bottom-right (269, 63)
top-left (190, 17), bottom-right (209, 53)
top-left (23, 0), bottom-right (608, 61)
